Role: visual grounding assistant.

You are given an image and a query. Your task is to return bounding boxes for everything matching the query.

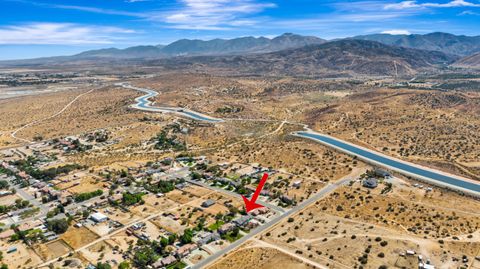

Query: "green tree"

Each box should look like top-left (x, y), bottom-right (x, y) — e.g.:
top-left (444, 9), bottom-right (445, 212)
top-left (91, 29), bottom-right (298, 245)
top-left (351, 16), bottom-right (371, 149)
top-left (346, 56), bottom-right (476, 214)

top-left (96, 263), bottom-right (111, 269)
top-left (118, 261), bottom-right (130, 269)
top-left (133, 246), bottom-right (158, 268)
top-left (46, 218), bottom-right (69, 234)
top-left (180, 229), bottom-right (193, 244)
top-left (122, 192), bottom-right (144, 206)
top-left (0, 181), bottom-right (9, 189)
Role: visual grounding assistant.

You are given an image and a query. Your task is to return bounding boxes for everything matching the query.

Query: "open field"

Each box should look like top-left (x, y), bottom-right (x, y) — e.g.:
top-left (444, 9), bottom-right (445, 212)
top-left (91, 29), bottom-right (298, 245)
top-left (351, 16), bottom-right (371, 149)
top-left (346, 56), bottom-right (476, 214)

top-left (0, 242), bottom-right (43, 268)
top-left (208, 242), bottom-right (313, 269)
top-left (61, 226), bottom-right (100, 249)
top-left (33, 239), bottom-right (71, 261)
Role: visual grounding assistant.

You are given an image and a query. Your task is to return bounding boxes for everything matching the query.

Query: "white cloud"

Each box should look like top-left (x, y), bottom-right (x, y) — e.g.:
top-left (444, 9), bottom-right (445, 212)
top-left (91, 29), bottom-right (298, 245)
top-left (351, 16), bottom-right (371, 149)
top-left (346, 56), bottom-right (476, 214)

top-left (459, 10), bottom-right (480, 14)
top-left (19, 0), bottom-right (276, 30)
top-left (381, 29), bottom-right (411, 35)
top-left (0, 23), bottom-right (135, 45)
top-left (155, 0), bottom-right (276, 30)
top-left (385, 0), bottom-right (480, 10)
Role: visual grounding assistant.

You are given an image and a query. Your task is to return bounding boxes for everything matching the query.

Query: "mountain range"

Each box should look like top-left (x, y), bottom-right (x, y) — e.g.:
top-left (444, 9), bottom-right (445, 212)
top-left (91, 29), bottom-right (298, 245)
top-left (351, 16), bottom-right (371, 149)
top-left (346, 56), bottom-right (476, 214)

top-left (75, 33), bottom-right (326, 59)
top-left (1, 32), bottom-right (480, 72)
top-left (150, 39), bottom-right (458, 77)
top-left (352, 32), bottom-right (480, 57)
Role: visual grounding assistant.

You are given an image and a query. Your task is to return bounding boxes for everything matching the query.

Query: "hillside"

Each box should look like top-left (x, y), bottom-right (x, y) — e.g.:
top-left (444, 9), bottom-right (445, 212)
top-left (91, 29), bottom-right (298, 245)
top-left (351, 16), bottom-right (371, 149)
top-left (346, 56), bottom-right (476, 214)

top-left (352, 32), bottom-right (480, 56)
top-left (153, 40), bottom-right (458, 77)
top-left (453, 53), bottom-right (480, 68)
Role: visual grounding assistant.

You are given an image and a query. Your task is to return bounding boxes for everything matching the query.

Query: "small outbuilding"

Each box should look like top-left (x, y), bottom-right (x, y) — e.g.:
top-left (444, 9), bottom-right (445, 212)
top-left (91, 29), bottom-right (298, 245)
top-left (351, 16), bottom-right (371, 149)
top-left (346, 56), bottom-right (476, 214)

top-left (201, 199), bottom-right (216, 208)
top-left (363, 178), bottom-right (378, 189)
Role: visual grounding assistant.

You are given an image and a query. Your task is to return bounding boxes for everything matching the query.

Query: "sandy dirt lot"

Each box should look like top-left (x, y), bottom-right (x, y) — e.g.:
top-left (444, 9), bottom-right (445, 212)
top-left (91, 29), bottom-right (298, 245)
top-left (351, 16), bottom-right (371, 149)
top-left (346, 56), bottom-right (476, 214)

top-left (0, 241), bottom-right (43, 267)
top-left (61, 226), bottom-right (100, 249)
top-left (166, 189), bottom-right (198, 204)
top-left (261, 190), bottom-right (480, 269)
top-left (0, 193), bottom-right (22, 206)
top-left (150, 215), bottom-right (186, 234)
top-left (57, 174), bottom-right (106, 195)
top-left (183, 185), bottom-right (214, 197)
top-left (33, 239), bottom-right (71, 261)
top-left (80, 240), bottom-right (125, 266)
top-left (209, 244), bottom-right (312, 269)
top-left (143, 193), bottom-right (179, 210)
top-left (109, 231), bottom-right (138, 252)
top-left (98, 207), bottom-right (140, 225)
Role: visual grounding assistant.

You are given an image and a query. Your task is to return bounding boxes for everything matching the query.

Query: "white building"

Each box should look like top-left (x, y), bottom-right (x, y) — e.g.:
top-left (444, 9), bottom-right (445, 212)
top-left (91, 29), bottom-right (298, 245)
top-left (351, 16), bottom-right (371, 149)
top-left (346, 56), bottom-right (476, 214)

top-left (90, 212), bottom-right (108, 223)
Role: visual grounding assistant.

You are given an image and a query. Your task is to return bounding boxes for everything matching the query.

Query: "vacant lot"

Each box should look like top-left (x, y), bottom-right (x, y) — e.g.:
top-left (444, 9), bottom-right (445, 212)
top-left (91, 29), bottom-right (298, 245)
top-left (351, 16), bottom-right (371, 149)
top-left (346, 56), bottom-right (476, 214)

top-left (209, 244), bottom-right (311, 269)
top-left (34, 239), bottom-right (71, 261)
top-left (62, 226), bottom-right (100, 249)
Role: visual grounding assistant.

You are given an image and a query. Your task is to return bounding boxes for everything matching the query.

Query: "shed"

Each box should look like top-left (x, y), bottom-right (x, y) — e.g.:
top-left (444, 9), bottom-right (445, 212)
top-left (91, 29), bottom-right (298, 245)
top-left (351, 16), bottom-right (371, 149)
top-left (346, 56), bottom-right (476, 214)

top-left (201, 199), bottom-right (216, 208)
top-left (363, 178), bottom-right (378, 189)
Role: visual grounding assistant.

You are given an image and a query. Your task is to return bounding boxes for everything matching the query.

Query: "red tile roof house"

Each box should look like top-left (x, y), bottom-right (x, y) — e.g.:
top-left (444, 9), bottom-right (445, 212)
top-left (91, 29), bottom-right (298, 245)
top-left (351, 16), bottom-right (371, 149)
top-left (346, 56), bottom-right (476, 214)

top-left (175, 243), bottom-right (198, 258)
top-left (152, 255), bottom-right (177, 268)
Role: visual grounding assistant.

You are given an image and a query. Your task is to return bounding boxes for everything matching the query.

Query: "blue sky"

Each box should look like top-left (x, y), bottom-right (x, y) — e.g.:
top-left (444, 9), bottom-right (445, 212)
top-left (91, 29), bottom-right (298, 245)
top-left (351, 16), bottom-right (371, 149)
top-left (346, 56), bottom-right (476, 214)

top-left (1, 0), bottom-right (480, 60)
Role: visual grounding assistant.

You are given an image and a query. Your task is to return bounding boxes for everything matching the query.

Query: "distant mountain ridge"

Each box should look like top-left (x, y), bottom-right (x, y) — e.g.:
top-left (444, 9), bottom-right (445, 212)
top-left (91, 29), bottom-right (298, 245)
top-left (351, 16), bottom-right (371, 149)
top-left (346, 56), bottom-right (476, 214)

top-left (75, 33), bottom-right (326, 59)
top-left (152, 39), bottom-right (458, 77)
top-left (351, 32), bottom-right (480, 56)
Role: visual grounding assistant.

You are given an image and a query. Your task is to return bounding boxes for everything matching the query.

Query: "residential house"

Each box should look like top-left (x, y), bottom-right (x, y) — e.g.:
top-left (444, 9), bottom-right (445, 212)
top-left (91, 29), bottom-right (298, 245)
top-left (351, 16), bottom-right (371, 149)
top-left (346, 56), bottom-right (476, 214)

top-left (175, 243), bottom-right (198, 258)
top-left (250, 207), bottom-right (269, 216)
top-left (246, 219), bottom-right (261, 230)
top-left (233, 215), bottom-right (251, 227)
top-left (193, 231), bottom-right (220, 246)
top-left (153, 255), bottom-right (177, 268)
top-left (218, 223), bottom-right (236, 234)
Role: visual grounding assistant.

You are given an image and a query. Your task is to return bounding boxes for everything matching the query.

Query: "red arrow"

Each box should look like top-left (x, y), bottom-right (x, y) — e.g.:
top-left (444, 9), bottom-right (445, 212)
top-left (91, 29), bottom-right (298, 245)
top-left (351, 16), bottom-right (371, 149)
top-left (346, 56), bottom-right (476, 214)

top-left (242, 173), bottom-right (268, 213)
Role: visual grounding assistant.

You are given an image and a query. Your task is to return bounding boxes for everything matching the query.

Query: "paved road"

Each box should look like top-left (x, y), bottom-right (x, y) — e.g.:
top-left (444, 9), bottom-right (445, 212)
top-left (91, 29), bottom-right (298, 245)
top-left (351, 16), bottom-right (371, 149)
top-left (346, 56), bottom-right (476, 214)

top-left (191, 177), bottom-right (350, 269)
top-left (294, 131), bottom-right (480, 198)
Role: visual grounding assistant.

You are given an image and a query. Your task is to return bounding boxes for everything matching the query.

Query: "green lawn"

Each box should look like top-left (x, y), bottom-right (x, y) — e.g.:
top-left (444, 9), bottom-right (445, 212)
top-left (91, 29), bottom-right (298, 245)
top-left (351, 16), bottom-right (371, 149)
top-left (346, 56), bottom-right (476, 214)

top-left (166, 261), bottom-right (187, 269)
top-left (222, 231), bottom-right (243, 243)
top-left (208, 221), bottom-right (224, 231)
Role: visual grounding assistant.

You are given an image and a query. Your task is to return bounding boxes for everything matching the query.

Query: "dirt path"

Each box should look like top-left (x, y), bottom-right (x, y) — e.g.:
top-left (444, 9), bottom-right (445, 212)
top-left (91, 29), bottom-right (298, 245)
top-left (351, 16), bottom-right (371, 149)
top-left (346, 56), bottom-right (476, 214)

top-left (250, 238), bottom-right (344, 269)
top-left (10, 88), bottom-right (95, 143)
